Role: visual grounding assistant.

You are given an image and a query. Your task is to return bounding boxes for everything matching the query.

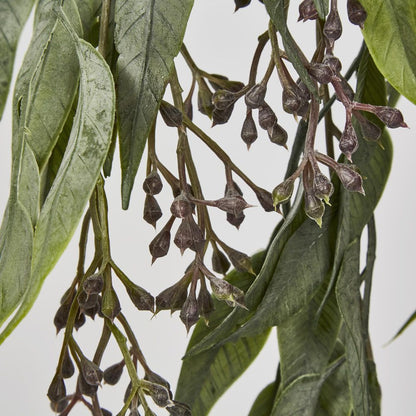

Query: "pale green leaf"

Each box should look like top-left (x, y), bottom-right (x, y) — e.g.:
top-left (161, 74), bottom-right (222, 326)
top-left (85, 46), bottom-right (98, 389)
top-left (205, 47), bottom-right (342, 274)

top-left (0, 0), bottom-right (36, 119)
top-left (360, 0), bottom-right (416, 104)
top-left (114, 0), bottom-right (194, 208)
top-left (0, 35), bottom-right (115, 343)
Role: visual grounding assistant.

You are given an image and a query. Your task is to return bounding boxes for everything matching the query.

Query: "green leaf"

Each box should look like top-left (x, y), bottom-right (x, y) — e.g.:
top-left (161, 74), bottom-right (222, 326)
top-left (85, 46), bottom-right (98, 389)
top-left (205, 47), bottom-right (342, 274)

top-left (0, 33), bottom-right (115, 343)
top-left (264, 0), bottom-right (319, 99)
top-left (360, 0), bottom-right (416, 104)
top-left (176, 253), bottom-right (271, 416)
top-left (391, 310), bottom-right (416, 341)
top-left (0, 0), bottom-right (36, 119)
top-left (313, 0), bottom-right (329, 19)
top-left (248, 381), bottom-right (279, 416)
top-left (114, 0), bottom-right (194, 209)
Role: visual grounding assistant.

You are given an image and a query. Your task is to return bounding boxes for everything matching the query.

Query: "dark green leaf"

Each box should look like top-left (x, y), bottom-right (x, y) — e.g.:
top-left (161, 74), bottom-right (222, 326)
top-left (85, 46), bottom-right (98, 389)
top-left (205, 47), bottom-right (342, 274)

top-left (264, 0), bottom-right (319, 99)
top-left (313, 0), bottom-right (329, 19)
top-left (248, 381), bottom-right (279, 416)
top-left (0, 30), bottom-right (115, 343)
top-left (176, 253), bottom-right (271, 416)
top-left (390, 309), bottom-right (416, 341)
top-left (360, 0), bottom-right (416, 104)
top-left (0, 0), bottom-right (36, 119)
top-left (114, 0), bottom-right (194, 209)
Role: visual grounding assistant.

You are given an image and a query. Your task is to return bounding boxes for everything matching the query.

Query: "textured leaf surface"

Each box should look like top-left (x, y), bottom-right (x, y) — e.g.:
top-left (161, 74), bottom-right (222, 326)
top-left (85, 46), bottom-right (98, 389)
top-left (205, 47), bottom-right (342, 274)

top-left (0, 0), bottom-right (35, 119)
top-left (360, 0), bottom-right (416, 104)
top-left (313, 0), bottom-right (329, 19)
top-left (0, 34), bottom-right (115, 343)
top-left (248, 381), bottom-right (279, 416)
top-left (114, 0), bottom-right (194, 208)
top-left (176, 253), bottom-right (271, 416)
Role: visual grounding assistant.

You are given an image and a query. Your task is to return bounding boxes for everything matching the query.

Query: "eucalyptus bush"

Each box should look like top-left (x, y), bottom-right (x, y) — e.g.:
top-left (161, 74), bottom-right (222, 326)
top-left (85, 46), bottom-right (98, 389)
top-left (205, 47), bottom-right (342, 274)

top-left (0, 0), bottom-right (414, 415)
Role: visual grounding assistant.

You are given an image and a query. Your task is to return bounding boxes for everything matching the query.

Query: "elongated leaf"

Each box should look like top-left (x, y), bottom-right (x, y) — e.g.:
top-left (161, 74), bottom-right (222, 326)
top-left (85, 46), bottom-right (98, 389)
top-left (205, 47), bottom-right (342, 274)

top-left (391, 310), bottom-right (416, 341)
top-left (0, 0), bottom-right (83, 328)
top-left (360, 0), bottom-right (416, 104)
top-left (176, 253), bottom-right (271, 416)
top-left (0, 0), bottom-right (36, 119)
top-left (248, 382), bottom-right (279, 416)
top-left (264, 0), bottom-right (319, 98)
top-left (336, 240), bottom-right (371, 416)
top-left (114, 0), bottom-right (194, 208)
top-left (0, 34), bottom-right (115, 343)
top-left (313, 0), bottom-right (328, 19)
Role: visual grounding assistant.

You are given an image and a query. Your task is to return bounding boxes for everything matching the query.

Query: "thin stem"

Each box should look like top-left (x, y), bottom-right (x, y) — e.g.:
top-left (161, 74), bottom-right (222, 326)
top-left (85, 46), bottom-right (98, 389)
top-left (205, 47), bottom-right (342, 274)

top-left (93, 322), bottom-right (111, 365)
top-left (98, 0), bottom-right (112, 58)
top-left (249, 31), bottom-right (269, 85)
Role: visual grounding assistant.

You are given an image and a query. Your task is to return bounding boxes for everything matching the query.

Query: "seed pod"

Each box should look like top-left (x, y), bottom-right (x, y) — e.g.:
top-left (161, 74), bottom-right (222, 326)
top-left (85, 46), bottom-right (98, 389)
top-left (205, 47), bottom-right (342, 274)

top-left (170, 192), bottom-right (193, 218)
top-left (84, 296), bottom-right (101, 320)
top-left (126, 283), bottom-right (155, 312)
top-left (167, 401), bottom-right (192, 416)
top-left (254, 188), bottom-right (274, 212)
top-left (183, 93), bottom-right (193, 120)
top-left (337, 76), bottom-right (355, 102)
top-left (234, 0), bottom-right (251, 11)
top-left (212, 247), bottom-right (231, 274)
top-left (180, 291), bottom-right (200, 332)
top-left (357, 116), bottom-right (381, 141)
top-left (347, 0), bottom-right (367, 28)
top-left (208, 275), bottom-right (247, 309)
top-left (155, 276), bottom-right (190, 313)
top-left (83, 273), bottom-right (104, 295)
top-left (62, 348), bottom-right (75, 379)
top-left (313, 173), bottom-right (334, 204)
top-left (226, 211), bottom-right (245, 229)
top-left (81, 357), bottom-right (103, 386)
top-left (223, 246), bottom-right (253, 274)
top-left (258, 103), bottom-right (277, 130)
top-left (143, 170), bottom-right (163, 195)
top-left (50, 397), bottom-right (68, 413)
top-left (209, 76), bottom-right (245, 93)
top-left (272, 178), bottom-right (295, 206)
top-left (373, 106), bottom-right (407, 128)
top-left (323, 54), bottom-right (342, 74)
top-left (214, 195), bottom-right (251, 216)
top-left (244, 84), bottom-right (266, 109)
top-left (339, 121), bottom-right (359, 161)
top-left (323, 8), bottom-right (342, 46)
top-left (149, 226), bottom-right (171, 262)
top-left (103, 361), bottom-right (125, 385)
top-left (159, 101), bottom-right (183, 127)
top-left (77, 374), bottom-right (98, 397)
top-left (335, 164), bottom-right (365, 194)
top-left (78, 290), bottom-right (99, 311)
top-left (212, 103), bottom-right (234, 126)
top-left (282, 86), bottom-right (303, 115)
top-left (54, 303), bottom-right (70, 333)
top-left (74, 310), bottom-right (86, 330)
top-left (143, 381), bottom-right (172, 407)
top-left (60, 287), bottom-right (73, 304)
top-left (267, 123), bottom-right (288, 147)
top-left (241, 110), bottom-right (258, 149)
top-left (143, 194), bottom-right (162, 228)
top-left (174, 216), bottom-right (205, 254)
top-left (304, 192), bottom-right (325, 227)
top-left (47, 373), bottom-right (66, 403)
top-left (101, 408), bottom-right (113, 416)
top-left (144, 371), bottom-right (171, 391)
top-left (197, 79), bottom-right (214, 118)
top-left (101, 287), bottom-right (121, 321)
top-left (225, 180), bottom-right (243, 198)
top-left (212, 89), bottom-right (238, 110)
top-left (298, 0), bottom-right (318, 22)
top-left (197, 284), bottom-right (215, 323)
top-left (123, 381), bottom-right (133, 403)
top-left (308, 63), bottom-right (333, 84)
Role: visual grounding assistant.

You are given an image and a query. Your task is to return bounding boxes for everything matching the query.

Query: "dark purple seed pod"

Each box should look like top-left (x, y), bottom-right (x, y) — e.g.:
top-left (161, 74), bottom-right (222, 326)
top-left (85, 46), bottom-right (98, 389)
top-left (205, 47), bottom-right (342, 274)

top-left (254, 188), bottom-right (274, 212)
top-left (143, 194), bottom-right (162, 228)
top-left (84, 296), bottom-right (101, 320)
top-left (54, 303), bottom-right (70, 333)
top-left (62, 348), bottom-right (75, 379)
top-left (357, 116), bottom-right (382, 141)
top-left (126, 284), bottom-right (155, 312)
top-left (241, 110), bottom-right (258, 149)
top-left (337, 76), bottom-right (355, 102)
top-left (298, 0), bottom-right (319, 22)
top-left (226, 211), bottom-right (245, 229)
top-left (80, 357), bottom-right (103, 386)
top-left (103, 361), bottom-right (125, 385)
top-left (335, 164), bottom-right (365, 194)
top-left (234, 0), bottom-right (251, 11)
top-left (304, 192), bottom-right (325, 227)
top-left (282, 86), bottom-right (304, 115)
top-left (339, 121), bottom-right (359, 160)
top-left (144, 381), bottom-right (172, 407)
top-left (214, 195), bottom-right (251, 216)
top-left (149, 227), bottom-right (171, 262)
top-left (267, 123), bottom-right (288, 147)
top-left (74, 310), bottom-right (86, 330)
top-left (323, 54), bottom-right (342, 74)
top-left (123, 381), bottom-right (132, 404)
top-left (155, 277), bottom-right (190, 313)
top-left (101, 408), bottom-right (112, 416)
top-left (179, 292), bottom-right (200, 332)
top-left (258, 103), bottom-right (277, 130)
top-left (174, 216), bottom-right (205, 254)
top-left (207, 275), bottom-right (246, 308)
top-left (323, 8), bottom-right (343, 45)
top-left (78, 290), bottom-right (99, 311)
top-left (373, 106), bottom-right (407, 128)
top-left (313, 173), bottom-right (334, 203)
top-left (159, 101), bottom-right (183, 127)
top-left (167, 400), bottom-right (192, 416)
top-left (197, 81), bottom-right (214, 118)
top-left (225, 181), bottom-right (243, 198)
top-left (50, 397), bottom-right (68, 413)
top-left (170, 192), bottom-right (193, 219)
top-left (212, 89), bottom-right (238, 110)
top-left (212, 103), bottom-right (234, 126)
top-left (47, 373), bottom-right (66, 403)
top-left (77, 374), bottom-right (98, 397)
top-left (183, 93), bottom-right (193, 120)
top-left (83, 273), bottom-right (104, 295)
top-left (60, 287), bottom-right (73, 305)
top-left (144, 371), bottom-right (171, 391)
top-left (197, 284), bottom-right (215, 323)
top-left (347, 0), bottom-right (367, 28)
top-left (143, 170), bottom-right (163, 195)
top-left (308, 63), bottom-right (333, 84)
top-left (272, 178), bottom-right (295, 206)
top-left (244, 84), bottom-right (266, 109)
top-left (212, 247), bottom-right (231, 274)
top-left (222, 246), bottom-right (253, 274)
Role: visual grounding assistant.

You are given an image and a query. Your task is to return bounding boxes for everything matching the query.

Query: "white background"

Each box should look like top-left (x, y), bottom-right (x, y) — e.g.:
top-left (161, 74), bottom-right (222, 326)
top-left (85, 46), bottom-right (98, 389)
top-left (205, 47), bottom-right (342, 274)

top-left (0, 1), bottom-right (415, 415)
